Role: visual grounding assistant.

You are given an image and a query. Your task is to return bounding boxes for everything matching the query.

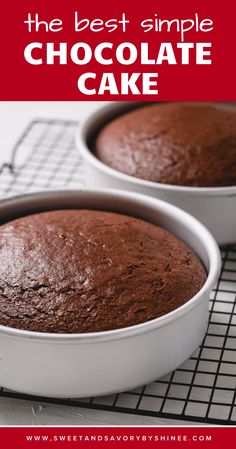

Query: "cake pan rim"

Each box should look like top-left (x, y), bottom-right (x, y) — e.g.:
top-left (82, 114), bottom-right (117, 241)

top-left (77, 101), bottom-right (236, 197)
top-left (0, 189), bottom-right (221, 342)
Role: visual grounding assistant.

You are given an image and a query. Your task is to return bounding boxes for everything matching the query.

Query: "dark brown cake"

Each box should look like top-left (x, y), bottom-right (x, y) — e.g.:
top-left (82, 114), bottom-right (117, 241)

top-left (0, 209), bottom-right (206, 333)
top-left (95, 103), bottom-right (236, 187)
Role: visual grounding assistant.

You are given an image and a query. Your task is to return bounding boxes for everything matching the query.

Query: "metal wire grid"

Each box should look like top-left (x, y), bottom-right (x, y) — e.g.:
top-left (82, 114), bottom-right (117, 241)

top-left (0, 119), bottom-right (85, 198)
top-left (0, 118), bottom-right (236, 425)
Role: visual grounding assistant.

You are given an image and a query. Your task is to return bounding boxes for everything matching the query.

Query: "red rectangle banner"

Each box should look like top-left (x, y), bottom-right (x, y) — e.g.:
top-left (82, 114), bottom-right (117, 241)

top-left (1, 0), bottom-right (236, 100)
top-left (0, 426), bottom-right (235, 449)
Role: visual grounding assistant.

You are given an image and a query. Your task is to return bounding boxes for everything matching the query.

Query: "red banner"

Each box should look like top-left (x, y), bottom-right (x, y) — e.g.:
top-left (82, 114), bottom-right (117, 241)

top-left (0, 427), bottom-right (235, 449)
top-left (1, 0), bottom-right (236, 100)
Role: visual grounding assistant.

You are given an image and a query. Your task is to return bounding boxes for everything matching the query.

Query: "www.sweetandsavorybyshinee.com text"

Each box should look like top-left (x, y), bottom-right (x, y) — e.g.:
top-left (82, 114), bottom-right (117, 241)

top-left (25, 434), bottom-right (213, 443)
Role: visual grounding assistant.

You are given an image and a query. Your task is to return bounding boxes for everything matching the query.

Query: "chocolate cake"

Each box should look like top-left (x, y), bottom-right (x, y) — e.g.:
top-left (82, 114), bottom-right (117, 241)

top-left (0, 209), bottom-right (206, 333)
top-left (95, 103), bottom-right (236, 187)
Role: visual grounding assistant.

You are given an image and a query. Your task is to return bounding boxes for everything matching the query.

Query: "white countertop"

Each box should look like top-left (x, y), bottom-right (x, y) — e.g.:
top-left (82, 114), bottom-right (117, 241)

top-left (1, 397), bottom-right (198, 426)
top-left (0, 101), bottom-right (106, 166)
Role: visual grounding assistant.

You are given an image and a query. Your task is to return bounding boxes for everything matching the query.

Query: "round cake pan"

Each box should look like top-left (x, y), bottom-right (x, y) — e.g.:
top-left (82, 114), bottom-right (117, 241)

top-left (77, 102), bottom-right (236, 245)
top-left (0, 189), bottom-right (220, 398)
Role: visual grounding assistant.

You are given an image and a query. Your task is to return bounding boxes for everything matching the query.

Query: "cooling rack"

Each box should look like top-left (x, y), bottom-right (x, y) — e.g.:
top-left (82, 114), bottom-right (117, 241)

top-left (0, 118), bottom-right (236, 425)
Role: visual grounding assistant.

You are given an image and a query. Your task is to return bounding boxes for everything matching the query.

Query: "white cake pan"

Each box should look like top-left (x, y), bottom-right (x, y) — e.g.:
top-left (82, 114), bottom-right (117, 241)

top-left (77, 102), bottom-right (236, 245)
top-left (0, 189), bottom-right (220, 398)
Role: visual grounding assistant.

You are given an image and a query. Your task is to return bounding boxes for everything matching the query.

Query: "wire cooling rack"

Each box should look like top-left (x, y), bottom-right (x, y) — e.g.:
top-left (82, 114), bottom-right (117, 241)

top-left (0, 118), bottom-right (236, 425)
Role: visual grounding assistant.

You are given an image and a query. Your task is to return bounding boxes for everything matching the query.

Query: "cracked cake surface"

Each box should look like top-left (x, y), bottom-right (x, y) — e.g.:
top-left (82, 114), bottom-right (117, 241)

top-left (95, 102), bottom-right (236, 187)
top-left (0, 209), bottom-right (206, 333)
